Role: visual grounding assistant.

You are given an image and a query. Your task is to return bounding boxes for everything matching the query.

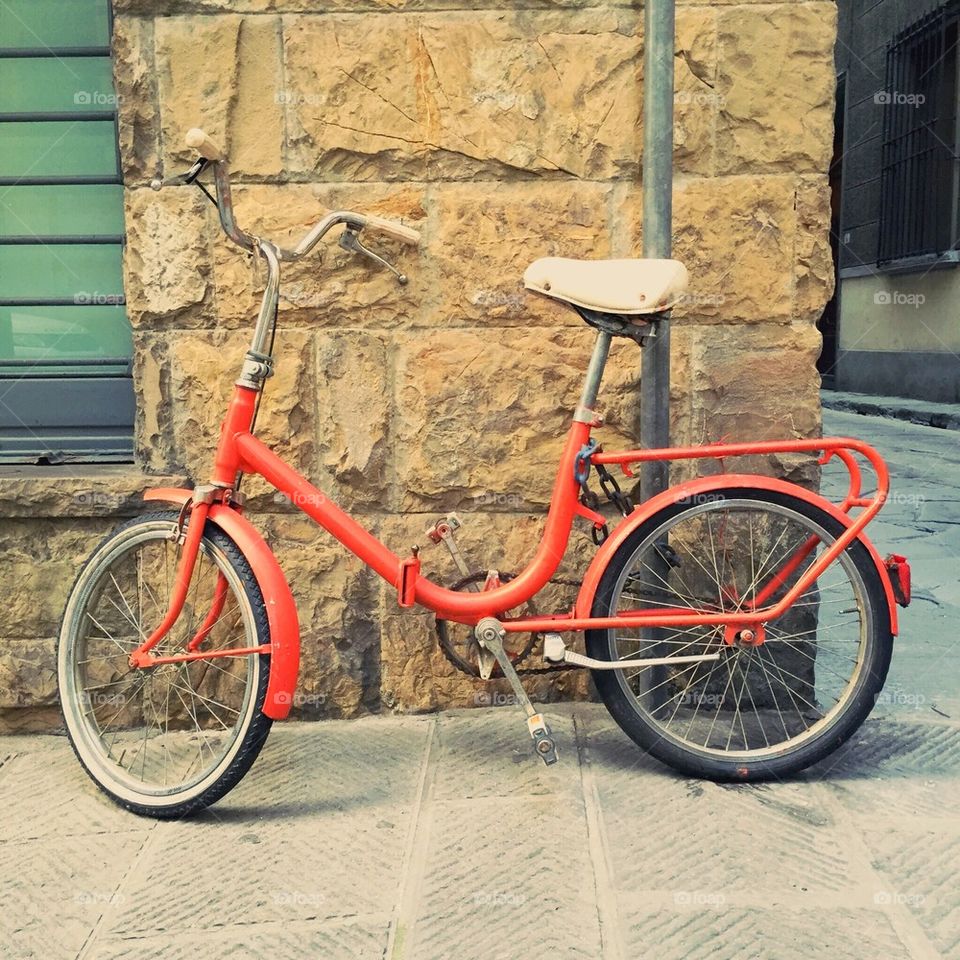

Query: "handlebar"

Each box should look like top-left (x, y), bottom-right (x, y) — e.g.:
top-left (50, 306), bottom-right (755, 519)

top-left (162, 127), bottom-right (421, 263)
top-left (362, 214), bottom-right (420, 247)
top-left (184, 127), bottom-right (225, 162)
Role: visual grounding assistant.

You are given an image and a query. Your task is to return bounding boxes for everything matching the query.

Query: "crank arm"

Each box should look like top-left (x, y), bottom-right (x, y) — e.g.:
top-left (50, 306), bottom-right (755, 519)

top-left (542, 633), bottom-right (719, 671)
top-left (475, 617), bottom-right (558, 765)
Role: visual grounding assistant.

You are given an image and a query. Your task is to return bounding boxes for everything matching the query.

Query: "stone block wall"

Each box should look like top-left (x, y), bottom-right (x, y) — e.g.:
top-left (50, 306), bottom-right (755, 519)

top-left (0, 0), bottom-right (837, 730)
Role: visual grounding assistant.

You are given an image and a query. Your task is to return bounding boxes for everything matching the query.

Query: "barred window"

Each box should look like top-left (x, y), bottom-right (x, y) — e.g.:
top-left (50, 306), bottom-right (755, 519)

top-left (879, 3), bottom-right (960, 265)
top-left (0, 0), bottom-right (133, 463)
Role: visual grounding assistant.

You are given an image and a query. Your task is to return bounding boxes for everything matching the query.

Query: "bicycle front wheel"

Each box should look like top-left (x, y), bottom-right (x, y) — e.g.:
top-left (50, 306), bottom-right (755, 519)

top-left (58, 511), bottom-right (273, 818)
top-left (586, 488), bottom-right (893, 781)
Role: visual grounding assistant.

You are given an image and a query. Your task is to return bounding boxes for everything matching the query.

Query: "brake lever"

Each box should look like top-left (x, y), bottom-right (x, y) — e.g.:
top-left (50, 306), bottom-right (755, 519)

top-left (149, 158), bottom-right (208, 192)
top-left (339, 228), bottom-right (408, 285)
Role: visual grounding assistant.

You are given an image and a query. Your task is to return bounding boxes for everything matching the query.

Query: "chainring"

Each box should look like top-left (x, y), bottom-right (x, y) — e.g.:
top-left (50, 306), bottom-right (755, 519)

top-left (435, 572), bottom-right (582, 677)
top-left (434, 572), bottom-right (540, 678)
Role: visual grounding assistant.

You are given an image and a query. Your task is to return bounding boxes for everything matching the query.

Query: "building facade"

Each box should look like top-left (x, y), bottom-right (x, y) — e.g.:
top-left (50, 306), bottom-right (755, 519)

top-left (833, 0), bottom-right (960, 402)
top-left (0, 0), bottom-right (837, 732)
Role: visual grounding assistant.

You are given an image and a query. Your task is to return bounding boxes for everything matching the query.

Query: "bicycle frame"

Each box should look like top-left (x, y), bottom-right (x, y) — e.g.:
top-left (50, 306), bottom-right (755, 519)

top-left (135, 333), bottom-right (899, 655)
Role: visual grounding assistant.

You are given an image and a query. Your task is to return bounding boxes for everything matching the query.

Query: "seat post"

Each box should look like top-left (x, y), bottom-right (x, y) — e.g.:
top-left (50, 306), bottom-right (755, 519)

top-left (578, 330), bottom-right (612, 412)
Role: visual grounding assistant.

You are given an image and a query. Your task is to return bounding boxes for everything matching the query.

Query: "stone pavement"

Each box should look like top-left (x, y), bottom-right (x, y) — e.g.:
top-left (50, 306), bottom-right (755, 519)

top-left (2, 409), bottom-right (959, 960)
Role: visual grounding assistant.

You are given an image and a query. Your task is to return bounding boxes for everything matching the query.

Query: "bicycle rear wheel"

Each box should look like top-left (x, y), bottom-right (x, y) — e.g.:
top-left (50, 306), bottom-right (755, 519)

top-left (586, 488), bottom-right (893, 781)
top-left (58, 511), bottom-right (272, 818)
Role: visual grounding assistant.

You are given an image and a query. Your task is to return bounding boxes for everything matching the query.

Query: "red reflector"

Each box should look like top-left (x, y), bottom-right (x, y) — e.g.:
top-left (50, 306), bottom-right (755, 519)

top-left (885, 554), bottom-right (911, 607)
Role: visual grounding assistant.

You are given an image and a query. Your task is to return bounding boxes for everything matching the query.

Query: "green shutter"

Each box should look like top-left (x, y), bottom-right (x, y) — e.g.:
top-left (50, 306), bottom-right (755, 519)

top-left (0, 0), bottom-right (133, 463)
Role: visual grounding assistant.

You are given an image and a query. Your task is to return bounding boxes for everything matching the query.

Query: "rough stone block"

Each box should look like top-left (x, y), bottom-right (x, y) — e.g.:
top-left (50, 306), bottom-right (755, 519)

top-left (282, 11), bottom-right (644, 181)
top-left (0, 639), bottom-right (57, 709)
top-left (112, 16), bottom-right (160, 184)
top-left (123, 188), bottom-right (214, 328)
top-left (431, 181), bottom-right (611, 327)
top-left (392, 328), bottom-right (644, 510)
top-left (315, 331), bottom-right (393, 509)
top-left (716, 3), bottom-right (837, 174)
top-left (795, 174), bottom-right (836, 324)
top-left (162, 329), bottom-right (316, 493)
top-left (260, 513), bottom-right (381, 718)
top-left (622, 175), bottom-right (800, 324)
top-left (155, 15), bottom-right (285, 176)
top-left (0, 521), bottom-right (106, 640)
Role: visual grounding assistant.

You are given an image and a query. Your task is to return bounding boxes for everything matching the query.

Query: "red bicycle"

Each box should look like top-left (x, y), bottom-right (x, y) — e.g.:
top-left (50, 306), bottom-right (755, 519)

top-left (58, 130), bottom-right (912, 818)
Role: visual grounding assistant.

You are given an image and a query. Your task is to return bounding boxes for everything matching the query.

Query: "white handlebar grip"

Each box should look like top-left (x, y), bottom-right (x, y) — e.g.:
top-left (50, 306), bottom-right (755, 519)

top-left (362, 214), bottom-right (421, 247)
top-left (184, 127), bottom-right (225, 162)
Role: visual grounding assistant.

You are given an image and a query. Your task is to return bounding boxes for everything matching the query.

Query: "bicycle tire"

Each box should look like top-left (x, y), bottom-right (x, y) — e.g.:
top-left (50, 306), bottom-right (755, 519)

top-left (58, 511), bottom-right (273, 818)
top-left (586, 487), bottom-right (893, 781)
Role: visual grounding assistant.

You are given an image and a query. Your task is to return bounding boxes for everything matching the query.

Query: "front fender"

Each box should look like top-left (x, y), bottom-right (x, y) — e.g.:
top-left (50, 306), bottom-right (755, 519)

top-left (574, 474), bottom-right (899, 635)
top-left (144, 487), bottom-right (301, 719)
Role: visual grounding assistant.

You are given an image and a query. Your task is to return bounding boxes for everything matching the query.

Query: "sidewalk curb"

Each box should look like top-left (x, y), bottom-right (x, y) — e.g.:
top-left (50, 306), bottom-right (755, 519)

top-left (822, 389), bottom-right (960, 431)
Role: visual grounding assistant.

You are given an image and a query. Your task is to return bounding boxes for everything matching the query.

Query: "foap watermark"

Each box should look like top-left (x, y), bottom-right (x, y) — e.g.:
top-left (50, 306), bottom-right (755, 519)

top-left (74, 90), bottom-right (121, 106)
top-left (879, 491), bottom-right (925, 509)
top-left (475, 690), bottom-right (522, 708)
top-left (875, 687), bottom-right (926, 708)
top-left (275, 89), bottom-right (324, 107)
top-left (272, 889), bottom-right (326, 908)
top-left (469, 289), bottom-right (526, 311)
top-left (274, 490), bottom-right (327, 508)
top-left (874, 291), bottom-right (925, 309)
top-left (677, 492), bottom-right (725, 507)
top-left (74, 490), bottom-right (125, 510)
top-left (676, 89), bottom-right (727, 109)
top-left (674, 690), bottom-right (724, 709)
top-left (874, 890), bottom-right (926, 907)
top-left (75, 292), bottom-right (123, 306)
top-left (75, 890), bottom-right (126, 906)
top-left (677, 291), bottom-right (727, 309)
top-left (874, 90), bottom-right (926, 108)
top-left (472, 491), bottom-right (525, 509)
top-left (274, 691), bottom-right (328, 709)
top-left (472, 90), bottom-right (520, 110)
top-left (281, 283), bottom-right (322, 309)
top-left (674, 890), bottom-right (726, 909)
top-left (473, 890), bottom-right (527, 906)
top-left (79, 691), bottom-right (128, 709)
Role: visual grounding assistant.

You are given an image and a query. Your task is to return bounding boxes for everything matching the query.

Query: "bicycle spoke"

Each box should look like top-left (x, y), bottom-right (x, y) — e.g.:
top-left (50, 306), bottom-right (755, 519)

top-left (607, 497), bottom-right (872, 761)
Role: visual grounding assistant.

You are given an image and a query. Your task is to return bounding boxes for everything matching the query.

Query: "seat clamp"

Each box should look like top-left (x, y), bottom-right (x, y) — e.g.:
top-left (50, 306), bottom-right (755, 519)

top-left (573, 405), bottom-right (604, 427)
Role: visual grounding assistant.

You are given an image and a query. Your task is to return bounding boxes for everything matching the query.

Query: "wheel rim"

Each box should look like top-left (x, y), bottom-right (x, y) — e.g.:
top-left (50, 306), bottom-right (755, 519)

top-left (59, 520), bottom-right (262, 806)
top-left (606, 499), bottom-right (872, 762)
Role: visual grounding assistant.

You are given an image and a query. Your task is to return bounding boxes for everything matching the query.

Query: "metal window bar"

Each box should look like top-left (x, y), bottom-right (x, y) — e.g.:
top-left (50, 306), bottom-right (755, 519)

top-left (879, 3), bottom-right (960, 264)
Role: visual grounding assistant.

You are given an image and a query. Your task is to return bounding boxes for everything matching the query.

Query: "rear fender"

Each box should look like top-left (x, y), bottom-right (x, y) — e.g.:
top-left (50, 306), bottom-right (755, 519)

top-left (144, 487), bottom-right (301, 719)
top-left (574, 474), bottom-right (899, 635)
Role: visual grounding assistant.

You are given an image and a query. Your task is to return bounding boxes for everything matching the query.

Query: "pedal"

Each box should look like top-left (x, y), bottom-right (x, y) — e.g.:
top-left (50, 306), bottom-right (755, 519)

top-left (527, 713), bottom-right (559, 765)
top-left (425, 514), bottom-right (473, 579)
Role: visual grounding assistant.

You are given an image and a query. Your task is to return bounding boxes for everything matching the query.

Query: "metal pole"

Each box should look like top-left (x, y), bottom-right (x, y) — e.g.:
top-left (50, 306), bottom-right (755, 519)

top-left (640, 0), bottom-right (676, 501)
